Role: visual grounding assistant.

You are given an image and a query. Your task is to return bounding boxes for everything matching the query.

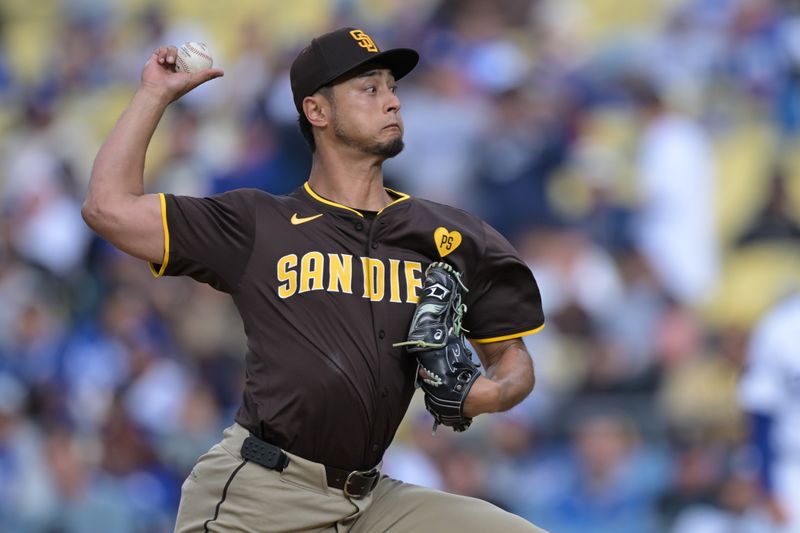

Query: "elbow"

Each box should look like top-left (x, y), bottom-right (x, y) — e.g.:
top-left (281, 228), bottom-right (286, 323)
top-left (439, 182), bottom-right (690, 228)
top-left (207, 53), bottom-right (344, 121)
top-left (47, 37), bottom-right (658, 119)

top-left (512, 369), bottom-right (535, 409)
top-left (81, 197), bottom-right (102, 230)
top-left (510, 359), bottom-right (535, 409)
top-left (81, 193), bottom-right (116, 234)
top-left (493, 370), bottom-right (535, 414)
top-left (526, 368), bottom-right (536, 397)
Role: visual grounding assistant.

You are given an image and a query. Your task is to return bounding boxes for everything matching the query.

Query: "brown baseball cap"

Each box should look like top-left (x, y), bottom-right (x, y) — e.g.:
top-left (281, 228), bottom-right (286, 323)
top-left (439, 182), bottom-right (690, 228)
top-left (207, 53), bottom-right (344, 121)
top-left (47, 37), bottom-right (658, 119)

top-left (290, 27), bottom-right (419, 113)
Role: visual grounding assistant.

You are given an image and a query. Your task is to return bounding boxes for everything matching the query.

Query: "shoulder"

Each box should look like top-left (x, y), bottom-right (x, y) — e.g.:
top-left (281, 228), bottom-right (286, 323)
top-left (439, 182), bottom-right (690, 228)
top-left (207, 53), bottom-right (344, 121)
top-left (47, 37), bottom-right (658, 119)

top-left (212, 187), bottom-right (274, 203)
top-left (410, 197), bottom-right (481, 219)
top-left (163, 188), bottom-right (316, 229)
top-left (408, 197), bottom-right (488, 234)
top-left (210, 187), bottom-right (311, 212)
top-left (406, 197), bottom-right (524, 259)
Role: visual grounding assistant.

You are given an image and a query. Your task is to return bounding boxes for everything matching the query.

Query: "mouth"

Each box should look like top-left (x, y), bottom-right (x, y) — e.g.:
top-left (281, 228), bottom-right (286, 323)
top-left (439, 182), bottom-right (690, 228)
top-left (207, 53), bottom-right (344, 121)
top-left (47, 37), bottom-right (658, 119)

top-left (383, 123), bottom-right (401, 131)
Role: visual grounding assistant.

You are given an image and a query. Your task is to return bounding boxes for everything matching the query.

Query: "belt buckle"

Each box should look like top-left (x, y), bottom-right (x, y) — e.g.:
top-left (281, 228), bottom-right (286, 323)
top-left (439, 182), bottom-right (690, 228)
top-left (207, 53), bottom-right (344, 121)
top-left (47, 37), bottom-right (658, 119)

top-left (343, 467), bottom-right (379, 499)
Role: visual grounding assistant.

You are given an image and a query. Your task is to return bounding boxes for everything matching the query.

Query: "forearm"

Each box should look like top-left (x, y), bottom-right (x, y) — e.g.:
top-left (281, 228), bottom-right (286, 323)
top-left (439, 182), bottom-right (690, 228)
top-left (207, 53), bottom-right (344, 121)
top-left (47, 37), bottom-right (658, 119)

top-left (87, 45), bottom-right (222, 210)
top-left (87, 88), bottom-right (169, 205)
top-left (485, 342), bottom-right (535, 410)
top-left (81, 46), bottom-right (222, 263)
top-left (82, 88), bottom-right (170, 261)
top-left (464, 340), bottom-right (535, 416)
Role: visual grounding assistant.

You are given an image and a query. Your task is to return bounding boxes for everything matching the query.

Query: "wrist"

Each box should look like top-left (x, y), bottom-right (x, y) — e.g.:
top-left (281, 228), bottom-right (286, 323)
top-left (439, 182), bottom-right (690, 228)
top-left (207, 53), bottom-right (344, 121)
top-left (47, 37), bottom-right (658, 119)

top-left (462, 375), bottom-right (501, 417)
top-left (135, 85), bottom-right (173, 109)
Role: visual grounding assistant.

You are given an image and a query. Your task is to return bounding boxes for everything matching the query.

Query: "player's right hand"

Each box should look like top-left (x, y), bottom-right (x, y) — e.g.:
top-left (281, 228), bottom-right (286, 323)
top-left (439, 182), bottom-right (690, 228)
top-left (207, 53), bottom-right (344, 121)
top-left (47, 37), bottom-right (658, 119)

top-left (140, 45), bottom-right (224, 103)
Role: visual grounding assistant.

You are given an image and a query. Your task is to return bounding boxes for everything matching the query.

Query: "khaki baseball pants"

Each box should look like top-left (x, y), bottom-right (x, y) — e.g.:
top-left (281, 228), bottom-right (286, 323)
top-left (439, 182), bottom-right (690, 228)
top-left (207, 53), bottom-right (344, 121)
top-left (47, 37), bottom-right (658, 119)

top-left (174, 423), bottom-right (547, 533)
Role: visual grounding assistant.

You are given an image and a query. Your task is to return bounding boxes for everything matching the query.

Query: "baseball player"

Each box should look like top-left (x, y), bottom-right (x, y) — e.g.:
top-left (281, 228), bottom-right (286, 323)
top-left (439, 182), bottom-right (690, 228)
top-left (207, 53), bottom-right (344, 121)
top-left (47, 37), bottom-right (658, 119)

top-left (82, 27), bottom-right (547, 532)
top-left (738, 292), bottom-right (800, 531)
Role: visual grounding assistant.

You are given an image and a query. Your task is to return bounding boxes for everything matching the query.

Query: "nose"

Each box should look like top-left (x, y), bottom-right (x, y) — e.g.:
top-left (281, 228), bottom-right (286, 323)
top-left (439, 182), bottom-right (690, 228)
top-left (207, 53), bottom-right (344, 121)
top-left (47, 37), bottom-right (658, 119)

top-left (385, 88), bottom-right (400, 114)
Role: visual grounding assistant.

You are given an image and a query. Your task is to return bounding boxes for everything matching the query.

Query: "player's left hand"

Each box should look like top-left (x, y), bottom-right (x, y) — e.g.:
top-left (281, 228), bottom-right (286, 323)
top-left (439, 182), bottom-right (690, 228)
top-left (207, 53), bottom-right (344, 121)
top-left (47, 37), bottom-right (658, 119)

top-left (395, 262), bottom-right (480, 433)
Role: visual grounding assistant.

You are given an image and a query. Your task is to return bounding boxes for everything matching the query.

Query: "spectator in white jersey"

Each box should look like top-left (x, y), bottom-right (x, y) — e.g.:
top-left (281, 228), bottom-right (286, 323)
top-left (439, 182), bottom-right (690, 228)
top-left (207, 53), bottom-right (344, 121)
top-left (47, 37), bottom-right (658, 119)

top-left (738, 292), bottom-right (800, 530)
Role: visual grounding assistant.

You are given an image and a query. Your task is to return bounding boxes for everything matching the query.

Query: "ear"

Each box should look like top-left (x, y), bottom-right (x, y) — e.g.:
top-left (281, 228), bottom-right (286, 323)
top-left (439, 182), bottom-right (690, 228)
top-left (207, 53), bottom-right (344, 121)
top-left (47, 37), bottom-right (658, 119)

top-left (303, 95), bottom-right (329, 128)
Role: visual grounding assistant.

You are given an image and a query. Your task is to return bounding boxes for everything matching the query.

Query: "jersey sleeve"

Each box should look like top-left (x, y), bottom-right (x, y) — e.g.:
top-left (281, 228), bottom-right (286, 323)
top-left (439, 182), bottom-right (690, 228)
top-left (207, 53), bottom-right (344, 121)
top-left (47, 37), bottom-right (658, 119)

top-left (148, 190), bottom-right (257, 293)
top-left (464, 222), bottom-right (545, 343)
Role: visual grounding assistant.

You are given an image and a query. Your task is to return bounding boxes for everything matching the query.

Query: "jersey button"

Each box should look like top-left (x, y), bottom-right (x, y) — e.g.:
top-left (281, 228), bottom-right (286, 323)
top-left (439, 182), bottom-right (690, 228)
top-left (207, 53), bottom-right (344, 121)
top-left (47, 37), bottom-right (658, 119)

top-left (381, 389), bottom-right (388, 398)
top-left (371, 242), bottom-right (378, 249)
top-left (371, 444), bottom-right (380, 452)
top-left (355, 222), bottom-right (364, 231)
top-left (378, 330), bottom-right (385, 339)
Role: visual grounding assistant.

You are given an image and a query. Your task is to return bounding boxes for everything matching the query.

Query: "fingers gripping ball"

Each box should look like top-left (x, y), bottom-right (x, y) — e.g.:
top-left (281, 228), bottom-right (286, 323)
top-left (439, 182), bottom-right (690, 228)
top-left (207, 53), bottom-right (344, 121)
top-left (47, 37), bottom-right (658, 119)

top-left (174, 42), bottom-right (213, 73)
top-left (394, 262), bottom-right (481, 433)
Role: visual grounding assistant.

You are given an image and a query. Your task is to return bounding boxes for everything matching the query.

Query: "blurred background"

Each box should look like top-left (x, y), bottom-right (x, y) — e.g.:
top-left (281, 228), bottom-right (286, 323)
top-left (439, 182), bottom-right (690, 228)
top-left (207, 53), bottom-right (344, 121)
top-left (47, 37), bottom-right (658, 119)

top-left (1, 0), bottom-right (800, 531)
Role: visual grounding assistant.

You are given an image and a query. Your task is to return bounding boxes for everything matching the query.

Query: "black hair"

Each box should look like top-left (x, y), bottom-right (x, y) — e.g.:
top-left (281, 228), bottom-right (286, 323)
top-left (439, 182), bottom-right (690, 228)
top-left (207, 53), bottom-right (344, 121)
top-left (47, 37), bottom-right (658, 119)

top-left (297, 85), bottom-right (334, 152)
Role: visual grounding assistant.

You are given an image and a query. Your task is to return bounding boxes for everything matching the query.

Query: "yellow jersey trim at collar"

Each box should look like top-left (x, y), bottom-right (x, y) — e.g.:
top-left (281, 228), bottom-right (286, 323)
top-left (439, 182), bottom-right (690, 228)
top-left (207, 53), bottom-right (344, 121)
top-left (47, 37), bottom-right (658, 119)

top-left (379, 187), bottom-right (411, 214)
top-left (303, 182), bottom-right (410, 217)
top-left (304, 182), bottom-right (364, 217)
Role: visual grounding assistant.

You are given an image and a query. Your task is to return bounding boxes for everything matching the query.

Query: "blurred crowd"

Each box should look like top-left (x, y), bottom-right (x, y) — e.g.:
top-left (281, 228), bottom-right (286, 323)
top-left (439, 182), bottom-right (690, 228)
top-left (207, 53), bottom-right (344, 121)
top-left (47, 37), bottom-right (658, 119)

top-left (1, 0), bottom-right (800, 531)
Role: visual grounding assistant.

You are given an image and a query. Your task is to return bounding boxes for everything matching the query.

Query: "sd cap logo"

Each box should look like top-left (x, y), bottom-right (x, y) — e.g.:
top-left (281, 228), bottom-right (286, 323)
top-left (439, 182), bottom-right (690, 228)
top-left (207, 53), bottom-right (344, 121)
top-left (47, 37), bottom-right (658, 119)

top-left (350, 29), bottom-right (379, 53)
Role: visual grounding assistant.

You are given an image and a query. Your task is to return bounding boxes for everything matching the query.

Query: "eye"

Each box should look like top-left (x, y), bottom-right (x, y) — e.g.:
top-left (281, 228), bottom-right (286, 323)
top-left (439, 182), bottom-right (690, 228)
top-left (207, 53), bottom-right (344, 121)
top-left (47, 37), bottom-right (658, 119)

top-left (365, 86), bottom-right (377, 94)
top-left (390, 85), bottom-right (398, 93)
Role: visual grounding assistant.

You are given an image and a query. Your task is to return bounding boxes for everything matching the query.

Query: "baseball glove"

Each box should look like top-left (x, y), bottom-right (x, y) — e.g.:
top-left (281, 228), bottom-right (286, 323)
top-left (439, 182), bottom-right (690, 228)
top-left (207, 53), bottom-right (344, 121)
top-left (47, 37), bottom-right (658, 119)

top-left (394, 262), bottom-right (481, 433)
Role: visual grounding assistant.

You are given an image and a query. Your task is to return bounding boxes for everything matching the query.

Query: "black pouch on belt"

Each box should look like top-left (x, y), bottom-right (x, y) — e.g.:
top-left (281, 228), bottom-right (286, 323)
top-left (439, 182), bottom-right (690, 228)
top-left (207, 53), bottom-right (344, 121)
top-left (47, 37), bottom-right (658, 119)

top-left (241, 435), bottom-right (290, 472)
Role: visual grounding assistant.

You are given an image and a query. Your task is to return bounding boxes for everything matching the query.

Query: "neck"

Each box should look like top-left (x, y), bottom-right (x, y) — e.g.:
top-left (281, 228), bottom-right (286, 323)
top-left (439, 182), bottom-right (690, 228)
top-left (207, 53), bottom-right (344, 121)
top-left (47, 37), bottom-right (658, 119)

top-left (307, 145), bottom-right (392, 211)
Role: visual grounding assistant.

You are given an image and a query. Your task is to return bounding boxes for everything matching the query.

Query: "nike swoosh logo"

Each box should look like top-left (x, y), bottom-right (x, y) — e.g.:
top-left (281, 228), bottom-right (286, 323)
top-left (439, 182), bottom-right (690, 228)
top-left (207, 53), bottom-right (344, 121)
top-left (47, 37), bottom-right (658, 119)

top-left (291, 213), bottom-right (323, 225)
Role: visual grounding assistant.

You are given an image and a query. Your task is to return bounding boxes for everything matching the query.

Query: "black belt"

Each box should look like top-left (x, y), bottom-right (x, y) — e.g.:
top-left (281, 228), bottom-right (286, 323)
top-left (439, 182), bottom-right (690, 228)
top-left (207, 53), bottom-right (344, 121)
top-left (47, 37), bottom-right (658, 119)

top-left (240, 435), bottom-right (380, 499)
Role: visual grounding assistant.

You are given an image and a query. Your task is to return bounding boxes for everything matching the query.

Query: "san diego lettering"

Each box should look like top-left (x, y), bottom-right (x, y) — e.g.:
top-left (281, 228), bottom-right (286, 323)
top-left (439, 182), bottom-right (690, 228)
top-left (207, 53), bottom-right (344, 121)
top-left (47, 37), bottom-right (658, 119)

top-left (276, 253), bottom-right (423, 303)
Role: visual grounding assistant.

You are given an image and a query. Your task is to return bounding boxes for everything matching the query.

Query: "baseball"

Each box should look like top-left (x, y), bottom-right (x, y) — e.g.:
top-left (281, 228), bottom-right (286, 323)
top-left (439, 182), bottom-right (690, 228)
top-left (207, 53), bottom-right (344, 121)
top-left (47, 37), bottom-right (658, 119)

top-left (174, 42), bottom-right (213, 73)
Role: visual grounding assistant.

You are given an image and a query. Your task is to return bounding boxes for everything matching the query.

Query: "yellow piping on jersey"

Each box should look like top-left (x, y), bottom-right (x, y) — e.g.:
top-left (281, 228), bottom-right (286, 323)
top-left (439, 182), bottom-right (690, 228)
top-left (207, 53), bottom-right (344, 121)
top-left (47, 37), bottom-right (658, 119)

top-left (304, 183), bottom-right (365, 218)
top-left (378, 187), bottom-right (410, 214)
top-left (148, 192), bottom-right (170, 278)
top-left (303, 182), bottom-right (411, 217)
top-left (468, 323), bottom-right (545, 344)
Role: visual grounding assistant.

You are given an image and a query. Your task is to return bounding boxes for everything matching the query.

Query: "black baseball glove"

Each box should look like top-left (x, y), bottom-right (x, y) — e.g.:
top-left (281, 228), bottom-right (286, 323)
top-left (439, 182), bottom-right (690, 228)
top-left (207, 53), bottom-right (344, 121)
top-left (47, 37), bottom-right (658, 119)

top-left (394, 262), bottom-right (481, 433)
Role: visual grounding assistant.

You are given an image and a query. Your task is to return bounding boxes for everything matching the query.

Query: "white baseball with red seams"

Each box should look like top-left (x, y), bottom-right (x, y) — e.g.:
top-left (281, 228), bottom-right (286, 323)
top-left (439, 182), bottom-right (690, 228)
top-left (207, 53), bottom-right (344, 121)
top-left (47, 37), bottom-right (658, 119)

top-left (174, 42), bottom-right (213, 73)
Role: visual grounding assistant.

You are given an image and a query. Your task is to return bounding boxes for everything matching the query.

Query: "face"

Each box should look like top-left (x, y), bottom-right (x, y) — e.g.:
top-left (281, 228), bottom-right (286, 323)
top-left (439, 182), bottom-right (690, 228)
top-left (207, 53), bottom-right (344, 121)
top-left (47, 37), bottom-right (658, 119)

top-left (326, 67), bottom-right (404, 159)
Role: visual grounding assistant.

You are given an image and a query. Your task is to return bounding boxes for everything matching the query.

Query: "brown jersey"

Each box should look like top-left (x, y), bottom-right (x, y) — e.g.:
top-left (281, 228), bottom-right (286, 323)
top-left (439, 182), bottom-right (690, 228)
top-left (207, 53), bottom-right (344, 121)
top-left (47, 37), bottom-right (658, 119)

top-left (149, 182), bottom-right (544, 471)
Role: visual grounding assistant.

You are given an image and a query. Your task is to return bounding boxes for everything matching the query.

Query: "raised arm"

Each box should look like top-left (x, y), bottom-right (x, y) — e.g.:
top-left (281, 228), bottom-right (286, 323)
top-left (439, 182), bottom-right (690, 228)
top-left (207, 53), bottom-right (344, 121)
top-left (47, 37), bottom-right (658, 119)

top-left (463, 338), bottom-right (535, 417)
top-left (81, 45), bottom-right (224, 263)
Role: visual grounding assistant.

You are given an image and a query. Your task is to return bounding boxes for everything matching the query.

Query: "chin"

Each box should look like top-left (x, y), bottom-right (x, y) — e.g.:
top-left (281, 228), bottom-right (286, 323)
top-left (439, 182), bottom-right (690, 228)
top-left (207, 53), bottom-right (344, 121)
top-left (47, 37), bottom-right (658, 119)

top-left (373, 137), bottom-right (404, 158)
